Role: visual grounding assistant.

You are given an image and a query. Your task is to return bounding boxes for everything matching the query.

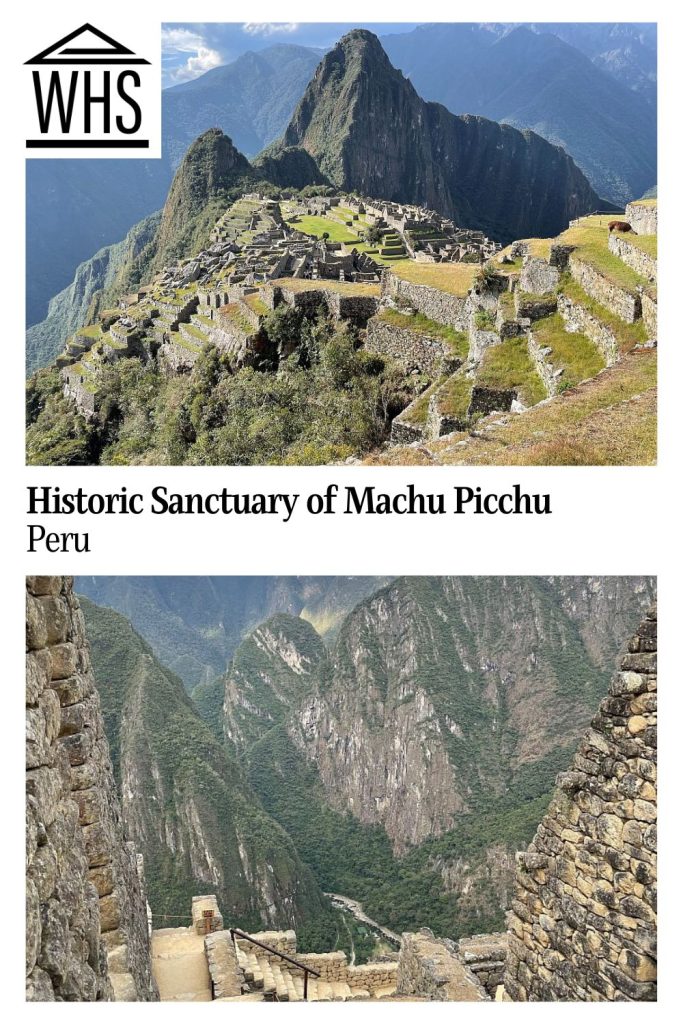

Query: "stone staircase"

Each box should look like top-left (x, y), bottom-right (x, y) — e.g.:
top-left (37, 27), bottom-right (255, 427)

top-left (233, 936), bottom-right (397, 1002)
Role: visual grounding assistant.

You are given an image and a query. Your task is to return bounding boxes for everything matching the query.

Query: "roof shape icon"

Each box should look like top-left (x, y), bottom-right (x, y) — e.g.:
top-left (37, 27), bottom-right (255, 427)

top-left (25, 23), bottom-right (150, 64)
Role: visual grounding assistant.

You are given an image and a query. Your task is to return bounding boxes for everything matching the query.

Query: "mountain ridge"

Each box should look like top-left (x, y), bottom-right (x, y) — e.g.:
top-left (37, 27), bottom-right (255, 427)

top-left (256, 30), bottom-right (604, 243)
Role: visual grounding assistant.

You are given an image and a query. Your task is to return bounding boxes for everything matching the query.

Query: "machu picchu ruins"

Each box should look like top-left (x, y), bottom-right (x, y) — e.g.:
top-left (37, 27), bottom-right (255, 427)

top-left (50, 189), bottom-right (657, 467)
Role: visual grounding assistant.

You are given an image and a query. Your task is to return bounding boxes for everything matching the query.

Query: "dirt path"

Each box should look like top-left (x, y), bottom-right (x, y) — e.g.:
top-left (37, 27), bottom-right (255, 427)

top-left (326, 893), bottom-right (400, 947)
top-left (152, 927), bottom-right (212, 1001)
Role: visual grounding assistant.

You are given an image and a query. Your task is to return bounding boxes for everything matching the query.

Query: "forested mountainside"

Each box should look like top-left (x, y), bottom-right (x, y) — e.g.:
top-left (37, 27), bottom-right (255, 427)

top-left (76, 575), bottom-right (393, 690)
top-left (80, 576), bottom-right (654, 944)
top-left (80, 598), bottom-right (339, 952)
top-left (26, 213), bottom-right (161, 376)
top-left (258, 31), bottom-right (602, 243)
top-left (227, 577), bottom-right (655, 936)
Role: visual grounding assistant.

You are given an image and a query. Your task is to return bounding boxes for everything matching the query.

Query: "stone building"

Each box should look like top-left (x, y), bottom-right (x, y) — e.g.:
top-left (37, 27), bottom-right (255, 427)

top-left (26, 577), bottom-right (157, 1001)
top-left (504, 605), bottom-right (657, 1001)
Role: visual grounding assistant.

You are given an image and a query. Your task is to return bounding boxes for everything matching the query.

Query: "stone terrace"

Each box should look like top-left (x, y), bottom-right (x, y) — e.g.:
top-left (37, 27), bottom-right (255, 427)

top-left (151, 905), bottom-right (504, 1003)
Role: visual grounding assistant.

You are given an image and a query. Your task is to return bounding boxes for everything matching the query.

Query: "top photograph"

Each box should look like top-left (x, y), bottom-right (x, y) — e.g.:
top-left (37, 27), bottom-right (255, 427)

top-left (25, 21), bottom-right (657, 467)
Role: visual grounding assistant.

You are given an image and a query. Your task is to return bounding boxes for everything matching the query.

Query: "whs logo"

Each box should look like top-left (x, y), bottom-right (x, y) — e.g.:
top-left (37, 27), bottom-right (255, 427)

top-left (24, 22), bottom-right (160, 157)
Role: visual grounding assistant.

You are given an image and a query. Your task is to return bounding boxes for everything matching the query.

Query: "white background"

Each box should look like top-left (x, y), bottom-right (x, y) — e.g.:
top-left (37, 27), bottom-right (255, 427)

top-left (3, 0), bottom-right (679, 1016)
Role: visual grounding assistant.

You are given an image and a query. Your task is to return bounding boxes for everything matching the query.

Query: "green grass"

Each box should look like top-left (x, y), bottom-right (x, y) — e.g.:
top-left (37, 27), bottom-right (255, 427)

top-left (558, 274), bottom-right (649, 352)
top-left (170, 332), bottom-right (203, 353)
top-left (67, 363), bottom-right (98, 393)
top-left (532, 314), bottom-right (605, 389)
top-left (219, 303), bottom-right (255, 334)
top-left (618, 234), bottom-right (657, 259)
top-left (435, 372), bottom-right (473, 419)
top-left (630, 198), bottom-right (657, 207)
top-left (378, 308), bottom-right (469, 359)
top-left (369, 349), bottom-right (657, 467)
top-left (558, 215), bottom-right (650, 294)
top-left (75, 323), bottom-right (102, 340)
top-left (286, 215), bottom-right (359, 244)
top-left (273, 277), bottom-right (380, 297)
top-left (243, 293), bottom-right (269, 317)
top-left (389, 261), bottom-right (478, 296)
top-left (498, 291), bottom-right (516, 319)
top-left (180, 322), bottom-right (208, 342)
top-left (477, 337), bottom-right (547, 407)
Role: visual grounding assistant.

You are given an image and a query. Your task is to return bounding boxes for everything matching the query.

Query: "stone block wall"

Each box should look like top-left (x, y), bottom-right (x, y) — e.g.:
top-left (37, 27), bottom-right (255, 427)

top-left (192, 895), bottom-right (224, 935)
top-left (205, 931), bottom-right (244, 998)
top-left (520, 258), bottom-right (560, 296)
top-left (557, 293), bottom-right (619, 365)
top-left (608, 235), bottom-right (657, 283)
top-left (236, 929), bottom-right (297, 958)
top-left (366, 315), bottom-right (461, 375)
top-left (625, 202), bottom-right (657, 236)
top-left (569, 255), bottom-right (641, 323)
top-left (504, 604), bottom-right (657, 1002)
top-left (382, 272), bottom-right (470, 330)
top-left (158, 338), bottom-right (201, 374)
top-left (641, 291), bottom-right (657, 340)
top-left (26, 577), bottom-right (157, 1001)
top-left (396, 930), bottom-right (488, 1001)
top-left (458, 933), bottom-right (508, 997)
top-left (327, 293), bottom-right (379, 326)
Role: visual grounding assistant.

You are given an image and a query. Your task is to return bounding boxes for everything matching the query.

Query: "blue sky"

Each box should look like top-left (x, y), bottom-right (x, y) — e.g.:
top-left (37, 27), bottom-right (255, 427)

top-left (161, 23), bottom-right (421, 87)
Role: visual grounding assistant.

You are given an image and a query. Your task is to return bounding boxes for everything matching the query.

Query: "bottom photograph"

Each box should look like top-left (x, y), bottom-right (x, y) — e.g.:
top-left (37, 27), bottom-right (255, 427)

top-left (26, 575), bottom-right (657, 1003)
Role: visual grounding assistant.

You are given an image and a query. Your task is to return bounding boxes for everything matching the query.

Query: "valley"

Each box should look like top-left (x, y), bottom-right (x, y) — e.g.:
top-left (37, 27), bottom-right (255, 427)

top-left (27, 575), bottom-right (658, 1001)
top-left (77, 575), bottom-right (655, 954)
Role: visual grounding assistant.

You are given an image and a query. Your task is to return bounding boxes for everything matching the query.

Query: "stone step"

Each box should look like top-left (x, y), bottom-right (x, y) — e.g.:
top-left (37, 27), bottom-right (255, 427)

top-left (373, 985), bottom-right (398, 999)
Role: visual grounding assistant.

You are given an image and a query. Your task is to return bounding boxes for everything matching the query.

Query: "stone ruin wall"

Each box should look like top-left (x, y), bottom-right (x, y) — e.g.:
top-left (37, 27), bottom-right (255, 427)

top-left (568, 255), bottom-right (641, 323)
top-left (365, 316), bottom-right (460, 376)
top-left (26, 576), bottom-right (157, 1002)
top-left (395, 929), bottom-right (488, 1001)
top-left (625, 202), bottom-right (657, 237)
top-left (504, 604), bottom-right (657, 1002)
top-left (556, 294), bottom-right (620, 365)
top-left (381, 272), bottom-right (470, 331)
top-left (607, 235), bottom-right (657, 283)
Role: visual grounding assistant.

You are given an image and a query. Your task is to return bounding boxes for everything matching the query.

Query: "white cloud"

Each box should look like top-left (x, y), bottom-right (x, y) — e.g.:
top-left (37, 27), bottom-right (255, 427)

top-left (162, 27), bottom-right (222, 83)
top-left (242, 23), bottom-right (299, 37)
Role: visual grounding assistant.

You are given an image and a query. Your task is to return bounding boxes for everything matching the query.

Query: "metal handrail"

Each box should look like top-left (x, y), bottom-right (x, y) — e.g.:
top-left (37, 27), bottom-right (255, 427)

top-left (230, 927), bottom-right (321, 1001)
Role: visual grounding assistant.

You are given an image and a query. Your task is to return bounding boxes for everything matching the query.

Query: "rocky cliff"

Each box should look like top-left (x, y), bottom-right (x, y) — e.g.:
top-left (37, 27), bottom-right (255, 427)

top-left (232, 577), bottom-right (655, 853)
top-left (225, 577), bottom-right (655, 940)
top-left (258, 30), bottom-right (604, 242)
top-left (26, 212), bottom-right (161, 376)
top-left (79, 598), bottom-right (334, 942)
top-left (26, 577), bottom-right (157, 1001)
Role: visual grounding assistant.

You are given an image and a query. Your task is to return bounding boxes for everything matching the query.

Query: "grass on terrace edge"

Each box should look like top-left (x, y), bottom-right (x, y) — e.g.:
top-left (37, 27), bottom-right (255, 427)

top-left (272, 277), bottom-right (380, 297)
top-left (557, 215), bottom-right (650, 294)
top-left (617, 233), bottom-right (657, 259)
top-left (400, 379), bottom-right (443, 426)
top-left (367, 349), bottom-right (656, 467)
top-left (285, 214), bottom-right (360, 244)
top-left (558, 275), bottom-right (649, 352)
top-left (531, 314), bottom-right (605, 390)
top-left (434, 372), bottom-right (473, 419)
top-left (378, 308), bottom-right (469, 359)
top-left (476, 336), bottom-right (547, 407)
top-left (388, 260), bottom-right (478, 296)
